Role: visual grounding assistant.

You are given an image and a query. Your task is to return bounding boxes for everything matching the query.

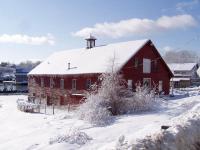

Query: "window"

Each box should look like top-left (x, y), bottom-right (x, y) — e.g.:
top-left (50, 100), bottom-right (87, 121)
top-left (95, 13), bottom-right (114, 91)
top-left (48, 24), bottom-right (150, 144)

top-left (143, 78), bottom-right (151, 88)
top-left (128, 80), bottom-right (132, 89)
top-left (134, 58), bottom-right (139, 68)
top-left (60, 79), bottom-right (64, 89)
top-left (50, 78), bottom-right (54, 88)
top-left (159, 81), bottom-right (163, 92)
top-left (72, 79), bottom-right (76, 90)
top-left (86, 79), bottom-right (91, 89)
top-left (143, 58), bottom-right (151, 73)
top-left (41, 78), bottom-right (44, 87)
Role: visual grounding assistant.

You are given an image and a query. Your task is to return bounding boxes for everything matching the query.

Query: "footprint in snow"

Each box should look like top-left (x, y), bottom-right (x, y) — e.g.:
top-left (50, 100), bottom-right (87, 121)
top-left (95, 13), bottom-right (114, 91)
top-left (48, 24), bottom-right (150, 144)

top-left (26, 143), bottom-right (39, 150)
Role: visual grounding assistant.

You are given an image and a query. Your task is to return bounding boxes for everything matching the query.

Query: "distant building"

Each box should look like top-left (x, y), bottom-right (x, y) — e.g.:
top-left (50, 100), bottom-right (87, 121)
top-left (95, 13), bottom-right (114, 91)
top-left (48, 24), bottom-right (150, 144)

top-left (15, 67), bottom-right (30, 84)
top-left (28, 38), bottom-right (173, 105)
top-left (15, 67), bottom-right (32, 92)
top-left (168, 63), bottom-right (199, 88)
top-left (0, 66), bottom-right (15, 82)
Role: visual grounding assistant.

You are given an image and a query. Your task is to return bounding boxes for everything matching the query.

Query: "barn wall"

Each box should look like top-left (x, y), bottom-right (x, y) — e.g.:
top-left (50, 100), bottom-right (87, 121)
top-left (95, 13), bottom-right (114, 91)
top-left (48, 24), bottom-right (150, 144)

top-left (28, 74), bottom-right (99, 105)
top-left (121, 41), bottom-right (171, 94)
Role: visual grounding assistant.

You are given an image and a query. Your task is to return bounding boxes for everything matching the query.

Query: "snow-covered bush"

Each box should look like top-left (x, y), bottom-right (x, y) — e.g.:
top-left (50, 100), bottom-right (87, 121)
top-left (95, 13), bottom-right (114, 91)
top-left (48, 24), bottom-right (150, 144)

top-left (77, 93), bottom-right (112, 125)
top-left (115, 135), bottom-right (129, 150)
top-left (121, 83), bottom-right (157, 113)
top-left (49, 129), bottom-right (92, 145)
top-left (17, 99), bottom-right (40, 113)
top-left (77, 72), bottom-right (157, 125)
top-left (77, 57), bottom-right (158, 125)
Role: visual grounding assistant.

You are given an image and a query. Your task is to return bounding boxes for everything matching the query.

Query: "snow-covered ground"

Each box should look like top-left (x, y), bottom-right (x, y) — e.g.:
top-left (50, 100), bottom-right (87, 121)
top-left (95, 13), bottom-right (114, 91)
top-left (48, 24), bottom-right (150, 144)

top-left (0, 89), bottom-right (200, 150)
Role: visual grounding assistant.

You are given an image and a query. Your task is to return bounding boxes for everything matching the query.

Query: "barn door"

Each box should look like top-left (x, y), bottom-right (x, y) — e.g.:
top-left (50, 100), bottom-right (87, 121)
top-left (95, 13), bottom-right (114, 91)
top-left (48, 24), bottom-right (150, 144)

top-left (143, 78), bottom-right (151, 88)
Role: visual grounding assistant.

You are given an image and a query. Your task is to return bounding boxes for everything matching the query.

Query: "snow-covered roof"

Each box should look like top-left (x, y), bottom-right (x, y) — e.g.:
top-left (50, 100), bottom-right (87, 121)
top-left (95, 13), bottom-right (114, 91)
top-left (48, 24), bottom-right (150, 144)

top-left (197, 68), bottom-right (200, 77)
top-left (170, 77), bottom-right (190, 82)
top-left (167, 63), bottom-right (197, 72)
top-left (28, 39), bottom-right (149, 75)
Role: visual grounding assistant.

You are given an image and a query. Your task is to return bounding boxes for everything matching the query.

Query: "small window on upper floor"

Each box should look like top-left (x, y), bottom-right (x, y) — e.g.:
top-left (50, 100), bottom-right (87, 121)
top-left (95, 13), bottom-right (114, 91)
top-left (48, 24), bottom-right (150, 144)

top-left (143, 58), bottom-right (151, 73)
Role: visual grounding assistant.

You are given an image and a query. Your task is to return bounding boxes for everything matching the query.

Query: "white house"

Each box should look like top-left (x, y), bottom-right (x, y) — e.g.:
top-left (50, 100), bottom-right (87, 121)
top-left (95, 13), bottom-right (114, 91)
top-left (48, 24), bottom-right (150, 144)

top-left (168, 63), bottom-right (199, 88)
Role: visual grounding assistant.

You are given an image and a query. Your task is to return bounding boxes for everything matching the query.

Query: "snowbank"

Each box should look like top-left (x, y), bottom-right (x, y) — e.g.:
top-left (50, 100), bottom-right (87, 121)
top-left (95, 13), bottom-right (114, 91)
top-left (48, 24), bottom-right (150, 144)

top-left (133, 103), bottom-right (200, 150)
top-left (49, 129), bottom-right (92, 147)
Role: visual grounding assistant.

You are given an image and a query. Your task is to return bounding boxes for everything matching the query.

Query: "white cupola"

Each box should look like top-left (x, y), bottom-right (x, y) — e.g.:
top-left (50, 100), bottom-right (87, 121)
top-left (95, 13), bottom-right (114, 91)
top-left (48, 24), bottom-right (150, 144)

top-left (85, 34), bottom-right (96, 49)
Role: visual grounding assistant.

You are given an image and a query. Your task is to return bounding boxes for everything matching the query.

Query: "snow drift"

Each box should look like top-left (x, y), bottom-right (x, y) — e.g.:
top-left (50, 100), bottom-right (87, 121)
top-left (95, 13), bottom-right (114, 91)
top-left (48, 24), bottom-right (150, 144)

top-left (133, 103), bottom-right (200, 150)
top-left (49, 129), bottom-right (92, 146)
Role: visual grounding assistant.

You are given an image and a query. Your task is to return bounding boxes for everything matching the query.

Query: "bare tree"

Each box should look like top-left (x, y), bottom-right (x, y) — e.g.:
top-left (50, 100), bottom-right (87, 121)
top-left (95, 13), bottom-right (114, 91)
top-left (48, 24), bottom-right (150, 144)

top-left (163, 50), bottom-right (199, 63)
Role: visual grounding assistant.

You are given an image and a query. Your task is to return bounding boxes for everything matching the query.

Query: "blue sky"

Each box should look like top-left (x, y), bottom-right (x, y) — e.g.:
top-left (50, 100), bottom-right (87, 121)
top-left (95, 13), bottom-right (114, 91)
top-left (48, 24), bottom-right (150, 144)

top-left (0, 0), bottom-right (199, 63)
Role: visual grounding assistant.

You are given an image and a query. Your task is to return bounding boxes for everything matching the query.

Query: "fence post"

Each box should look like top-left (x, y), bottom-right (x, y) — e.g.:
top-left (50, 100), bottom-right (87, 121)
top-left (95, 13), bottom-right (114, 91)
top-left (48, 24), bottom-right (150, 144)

top-left (53, 103), bottom-right (55, 115)
top-left (45, 104), bottom-right (46, 114)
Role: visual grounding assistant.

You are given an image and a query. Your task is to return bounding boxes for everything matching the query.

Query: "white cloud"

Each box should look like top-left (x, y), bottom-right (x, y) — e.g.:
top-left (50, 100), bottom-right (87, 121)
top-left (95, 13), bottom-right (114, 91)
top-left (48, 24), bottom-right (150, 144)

top-left (0, 33), bottom-right (55, 45)
top-left (73, 14), bottom-right (197, 38)
top-left (162, 46), bottom-right (174, 53)
top-left (176, 0), bottom-right (199, 12)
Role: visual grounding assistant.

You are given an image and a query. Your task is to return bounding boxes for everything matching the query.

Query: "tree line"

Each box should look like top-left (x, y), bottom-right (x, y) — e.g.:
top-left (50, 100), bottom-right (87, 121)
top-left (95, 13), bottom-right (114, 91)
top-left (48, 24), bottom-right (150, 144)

top-left (163, 50), bottom-right (200, 64)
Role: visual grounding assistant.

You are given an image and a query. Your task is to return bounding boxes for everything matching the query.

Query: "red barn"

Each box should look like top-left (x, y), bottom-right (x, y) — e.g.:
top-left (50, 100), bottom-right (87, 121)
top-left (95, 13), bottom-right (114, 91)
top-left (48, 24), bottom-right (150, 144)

top-left (28, 37), bottom-right (173, 105)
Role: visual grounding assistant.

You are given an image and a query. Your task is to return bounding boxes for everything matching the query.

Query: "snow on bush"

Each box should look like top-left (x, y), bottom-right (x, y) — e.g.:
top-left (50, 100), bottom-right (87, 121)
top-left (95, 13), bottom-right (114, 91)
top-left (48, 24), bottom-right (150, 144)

top-left (76, 93), bottom-right (112, 126)
top-left (77, 71), bottom-right (157, 125)
top-left (17, 99), bottom-right (40, 113)
top-left (132, 105), bottom-right (200, 150)
top-left (121, 83), bottom-right (158, 113)
top-left (49, 129), bottom-right (92, 145)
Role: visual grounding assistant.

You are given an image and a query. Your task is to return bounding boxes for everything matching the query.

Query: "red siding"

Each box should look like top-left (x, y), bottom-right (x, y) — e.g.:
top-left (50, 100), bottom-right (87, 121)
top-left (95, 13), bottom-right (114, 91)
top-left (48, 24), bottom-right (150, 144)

top-left (121, 41), bottom-right (171, 94)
